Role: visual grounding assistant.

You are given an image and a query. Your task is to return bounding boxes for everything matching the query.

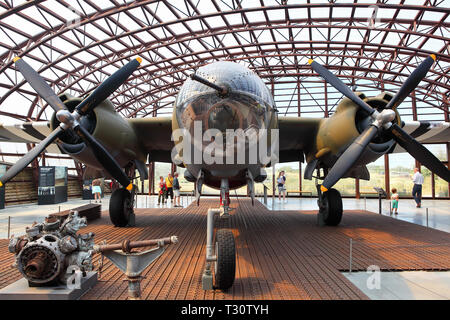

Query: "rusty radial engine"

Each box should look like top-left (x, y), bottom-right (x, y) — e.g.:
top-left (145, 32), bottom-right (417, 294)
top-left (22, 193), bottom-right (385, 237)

top-left (9, 212), bottom-right (94, 286)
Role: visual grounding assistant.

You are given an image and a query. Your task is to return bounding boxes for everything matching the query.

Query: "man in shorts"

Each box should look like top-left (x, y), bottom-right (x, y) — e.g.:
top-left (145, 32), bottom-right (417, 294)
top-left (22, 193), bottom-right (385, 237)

top-left (173, 172), bottom-right (181, 207)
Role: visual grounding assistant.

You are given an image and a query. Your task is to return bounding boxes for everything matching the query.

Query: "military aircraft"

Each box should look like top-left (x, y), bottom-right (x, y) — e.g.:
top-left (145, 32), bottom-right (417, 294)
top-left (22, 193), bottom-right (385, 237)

top-left (0, 54), bottom-right (449, 290)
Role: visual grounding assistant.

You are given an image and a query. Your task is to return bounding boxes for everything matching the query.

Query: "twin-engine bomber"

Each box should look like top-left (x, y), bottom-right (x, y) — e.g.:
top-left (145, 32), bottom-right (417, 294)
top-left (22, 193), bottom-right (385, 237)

top-left (0, 55), bottom-right (449, 290)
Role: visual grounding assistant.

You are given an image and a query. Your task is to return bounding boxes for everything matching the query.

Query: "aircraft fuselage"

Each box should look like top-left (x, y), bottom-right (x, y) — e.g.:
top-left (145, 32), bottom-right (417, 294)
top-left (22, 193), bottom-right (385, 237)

top-left (172, 61), bottom-right (277, 190)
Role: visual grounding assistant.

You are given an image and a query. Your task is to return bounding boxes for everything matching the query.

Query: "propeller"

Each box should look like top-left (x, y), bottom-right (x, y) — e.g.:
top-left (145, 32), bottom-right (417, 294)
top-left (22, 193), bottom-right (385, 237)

top-left (14, 57), bottom-right (66, 112)
top-left (0, 57), bottom-right (142, 190)
top-left (308, 54), bottom-right (450, 192)
top-left (0, 127), bottom-right (64, 188)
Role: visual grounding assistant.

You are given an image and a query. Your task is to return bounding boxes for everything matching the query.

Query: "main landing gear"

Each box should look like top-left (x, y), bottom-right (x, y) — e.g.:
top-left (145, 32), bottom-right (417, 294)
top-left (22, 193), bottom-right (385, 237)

top-left (317, 186), bottom-right (343, 226)
top-left (109, 164), bottom-right (137, 227)
top-left (109, 187), bottom-right (136, 227)
top-left (202, 178), bottom-right (236, 291)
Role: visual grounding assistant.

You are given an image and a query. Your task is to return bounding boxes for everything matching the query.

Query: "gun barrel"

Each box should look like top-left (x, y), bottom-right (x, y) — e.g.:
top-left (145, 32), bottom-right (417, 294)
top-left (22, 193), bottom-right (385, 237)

top-left (190, 73), bottom-right (228, 96)
top-left (94, 236), bottom-right (178, 253)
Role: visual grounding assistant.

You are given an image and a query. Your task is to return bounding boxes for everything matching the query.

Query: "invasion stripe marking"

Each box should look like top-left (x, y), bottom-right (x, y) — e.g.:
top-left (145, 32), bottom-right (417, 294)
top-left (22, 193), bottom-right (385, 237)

top-left (392, 121), bottom-right (421, 152)
top-left (30, 121), bottom-right (61, 153)
top-left (45, 144), bottom-right (61, 154)
top-left (420, 127), bottom-right (450, 143)
top-left (31, 121), bottom-right (52, 137)
top-left (416, 124), bottom-right (448, 142)
top-left (6, 124), bottom-right (40, 143)
top-left (410, 121), bottom-right (431, 138)
top-left (0, 122), bottom-right (61, 154)
top-left (0, 128), bottom-right (28, 142)
top-left (400, 121), bottom-right (420, 134)
top-left (391, 122), bottom-right (449, 154)
top-left (22, 122), bottom-right (47, 141)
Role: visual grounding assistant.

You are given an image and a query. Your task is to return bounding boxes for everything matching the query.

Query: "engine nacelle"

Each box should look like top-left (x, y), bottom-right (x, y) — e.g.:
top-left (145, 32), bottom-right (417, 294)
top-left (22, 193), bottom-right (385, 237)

top-left (313, 93), bottom-right (401, 172)
top-left (50, 94), bottom-right (146, 170)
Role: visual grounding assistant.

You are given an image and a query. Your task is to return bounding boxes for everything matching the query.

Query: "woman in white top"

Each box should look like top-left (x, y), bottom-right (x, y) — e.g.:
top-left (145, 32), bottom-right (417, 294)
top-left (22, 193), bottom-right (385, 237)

top-left (277, 171), bottom-right (286, 202)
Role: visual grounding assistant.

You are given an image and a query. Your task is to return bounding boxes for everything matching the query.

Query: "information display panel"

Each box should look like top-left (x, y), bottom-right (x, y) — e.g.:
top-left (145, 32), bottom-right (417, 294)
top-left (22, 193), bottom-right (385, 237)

top-left (38, 166), bottom-right (68, 205)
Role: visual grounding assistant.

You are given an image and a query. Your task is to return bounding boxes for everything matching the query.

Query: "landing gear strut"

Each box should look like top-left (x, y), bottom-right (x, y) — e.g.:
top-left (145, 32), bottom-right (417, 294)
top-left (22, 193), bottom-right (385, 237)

top-left (202, 178), bottom-right (236, 291)
top-left (317, 187), bottom-right (343, 226)
top-left (202, 208), bottom-right (236, 290)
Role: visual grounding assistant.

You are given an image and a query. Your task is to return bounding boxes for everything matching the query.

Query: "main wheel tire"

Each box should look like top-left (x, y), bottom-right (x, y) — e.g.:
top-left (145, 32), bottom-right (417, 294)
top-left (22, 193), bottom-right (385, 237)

top-left (109, 188), bottom-right (132, 227)
top-left (323, 188), bottom-right (343, 226)
top-left (214, 229), bottom-right (236, 290)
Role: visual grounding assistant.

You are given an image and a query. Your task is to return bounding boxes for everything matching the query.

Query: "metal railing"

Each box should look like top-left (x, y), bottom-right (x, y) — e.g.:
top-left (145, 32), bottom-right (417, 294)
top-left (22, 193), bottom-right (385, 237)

top-left (0, 216), bottom-right (27, 239)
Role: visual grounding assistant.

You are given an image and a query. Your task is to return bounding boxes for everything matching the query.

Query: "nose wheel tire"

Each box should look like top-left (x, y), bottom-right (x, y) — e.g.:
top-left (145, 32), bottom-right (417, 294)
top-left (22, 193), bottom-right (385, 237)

top-left (109, 188), bottom-right (133, 227)
top-left (322, 188), bottom-right (343, 226)
top-left (214, 229), bottom-right (236, 290)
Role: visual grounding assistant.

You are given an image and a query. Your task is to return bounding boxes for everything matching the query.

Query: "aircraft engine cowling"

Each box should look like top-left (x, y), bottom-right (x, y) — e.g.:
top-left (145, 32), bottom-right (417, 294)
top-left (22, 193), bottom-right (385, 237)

top-left (315, 93), bottom-right (400, 169)
top-left (50, 94), bottom-right (146, 170)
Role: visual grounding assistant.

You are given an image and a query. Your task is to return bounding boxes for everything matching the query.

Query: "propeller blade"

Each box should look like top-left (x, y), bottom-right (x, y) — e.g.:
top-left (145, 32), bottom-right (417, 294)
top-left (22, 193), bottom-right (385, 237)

top-left (321, 126), bottom-right (379, 192)
top-left (14, 57), bottom-right (66, 112)
top-left (76, 57), bottom-right (142, 116)
top-left (385, 55), bottom-right (436, 110)
top-left (73, 125), bottom-right (132, 190)
top-left (0, 126), bottom-right (64, 187)
top-left (308, 59), bottom-right (375, 116)
top-left (389, 123), bottom-right (450, 182)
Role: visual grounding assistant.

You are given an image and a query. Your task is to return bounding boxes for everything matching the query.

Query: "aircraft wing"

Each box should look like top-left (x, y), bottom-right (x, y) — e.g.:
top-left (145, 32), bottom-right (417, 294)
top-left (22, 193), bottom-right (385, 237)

top-left (0, 117), bottom-right (175, 161)
top-left (0, 121), bottom-right (61, 154)
top-left (390, 121), bottom-right (450, 153)
top-left (277, 116), bottom-right (323, 163)
top-left (128, 117), bottom-right (174, 162)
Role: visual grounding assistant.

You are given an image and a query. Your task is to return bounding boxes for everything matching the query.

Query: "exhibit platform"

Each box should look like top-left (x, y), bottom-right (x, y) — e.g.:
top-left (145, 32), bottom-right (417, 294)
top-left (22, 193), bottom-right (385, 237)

top-left (0, 272), bottom-right (97, 300)
top-left (0, 199), bottom-right (449, 300)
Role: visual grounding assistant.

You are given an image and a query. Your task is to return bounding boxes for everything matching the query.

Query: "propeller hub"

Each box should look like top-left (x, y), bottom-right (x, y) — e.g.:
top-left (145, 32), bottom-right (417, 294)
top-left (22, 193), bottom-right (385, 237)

top-left (56, 110), bottom-right (75, 127)
top-left (374, 109), bottom-right (396, 128)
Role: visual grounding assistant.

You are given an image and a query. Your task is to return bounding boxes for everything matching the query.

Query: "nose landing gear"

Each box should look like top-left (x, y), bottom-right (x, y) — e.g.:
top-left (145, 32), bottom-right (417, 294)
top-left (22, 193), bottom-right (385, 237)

top-left (202, 178), bottom-right (236, 291)
top-left (202, 207), bottom-right (236, 291)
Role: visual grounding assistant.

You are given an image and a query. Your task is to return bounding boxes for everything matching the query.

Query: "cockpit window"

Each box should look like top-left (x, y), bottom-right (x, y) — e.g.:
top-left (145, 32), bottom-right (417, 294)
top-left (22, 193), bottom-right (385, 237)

top-left (177, 92), bottom-right (267, 137)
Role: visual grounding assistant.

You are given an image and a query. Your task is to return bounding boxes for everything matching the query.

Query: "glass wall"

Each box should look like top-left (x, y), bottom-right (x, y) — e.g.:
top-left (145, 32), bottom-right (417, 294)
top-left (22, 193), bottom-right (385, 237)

top-left (424, 144), bottom-right (448, 198)
top-left (143, 143), bottom-right (449, 199)
top-left (150, 163), bottom-right (196, 194)
top-left (299, 162), bottom-right (318, 196)
top-left (333, 178), bottom-right (356, 196)
top-left (256, 166), bottom-right (274, 195)
top-left (389, 152), bottom-right (415, 197)
top-left (274, 162), bottom-right (300, 194)
top-left (435, 175), bottom-right (449, 197)
top-left (421, 167), bottom-right (432, 197)
top-left (388, 144), bottom-right (449, 198)
top-left (359, 156), bottom-right (385, 197)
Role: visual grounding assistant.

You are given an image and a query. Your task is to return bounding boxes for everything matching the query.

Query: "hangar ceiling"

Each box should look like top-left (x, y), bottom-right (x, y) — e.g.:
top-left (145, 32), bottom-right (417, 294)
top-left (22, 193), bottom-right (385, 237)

top-left (0, 0), bottom-right (449, 125)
